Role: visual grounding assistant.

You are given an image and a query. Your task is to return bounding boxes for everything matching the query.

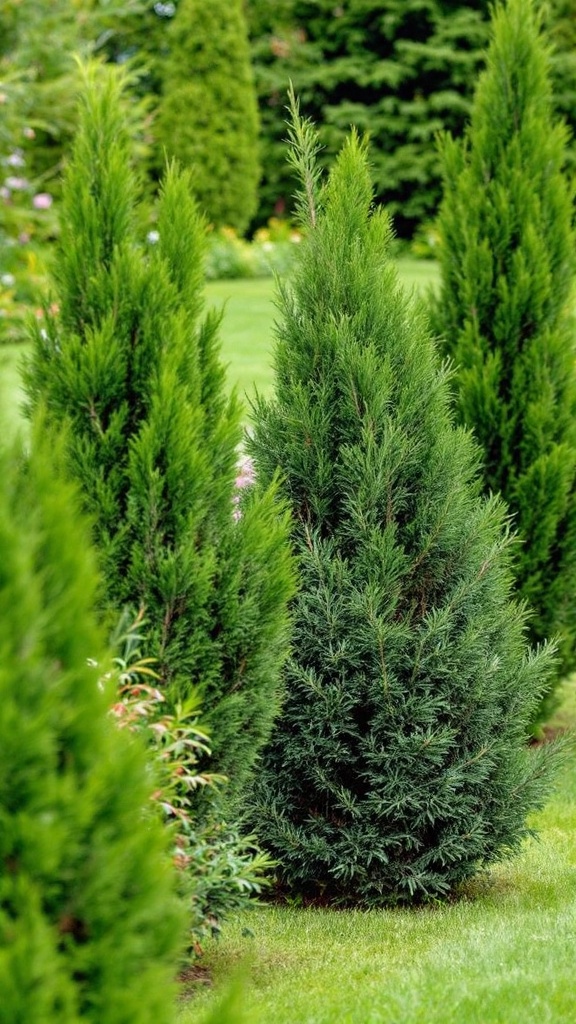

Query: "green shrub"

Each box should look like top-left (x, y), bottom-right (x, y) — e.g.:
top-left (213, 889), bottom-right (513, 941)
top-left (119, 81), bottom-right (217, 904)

top-left (244, 95), bottom-right (557, 906)
top-left (155, 0), bottom-right (261, 234)
top-left (110, 611), bottom-right (274, 950)
top-left (0, 427), bottom-right (183, 1022)
top-left (204, 221), bottom-right (302, 281)
top-left (24, 65), bottom-right (295, 801)
top-left (430, 0), bottom-right (576, 728)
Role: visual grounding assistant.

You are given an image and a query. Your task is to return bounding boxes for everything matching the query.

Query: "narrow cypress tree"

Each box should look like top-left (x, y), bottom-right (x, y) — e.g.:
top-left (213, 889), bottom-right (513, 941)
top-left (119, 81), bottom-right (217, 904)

top-left (245, 97), bottom-right (557, 906)
top-left (155, 0), bottom-right (261, 234)
top-left (430, 0), bottom-right (576, 725)
top-left (24, 66), bottom-right (294, 799)
top-left (0, 428), bottom-right (183, 1023)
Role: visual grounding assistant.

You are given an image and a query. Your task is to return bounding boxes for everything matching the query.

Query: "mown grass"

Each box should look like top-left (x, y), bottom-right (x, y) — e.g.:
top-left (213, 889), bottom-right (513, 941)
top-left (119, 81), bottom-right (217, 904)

top-left (207, 258), bottom-right (439, 404)
top-left (0, 259), bottom-right (439, 441)
top-left (181, 683), bottom-right (576, 1024)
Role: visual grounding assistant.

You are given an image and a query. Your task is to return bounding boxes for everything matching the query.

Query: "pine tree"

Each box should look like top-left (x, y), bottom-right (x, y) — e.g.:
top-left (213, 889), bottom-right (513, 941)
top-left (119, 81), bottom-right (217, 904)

top-left (245, 96), bottom-right (557, 906)
top-left (24, 66), bottom-right (294, 800)
top-left (0, 426), bottom-right (183, 1023)
top-left (430, 0), bottom-right (576, 726)
top-left (155, 0), bottom-right (261, 234)
top-left (248, 0), bottom-right (492, 235)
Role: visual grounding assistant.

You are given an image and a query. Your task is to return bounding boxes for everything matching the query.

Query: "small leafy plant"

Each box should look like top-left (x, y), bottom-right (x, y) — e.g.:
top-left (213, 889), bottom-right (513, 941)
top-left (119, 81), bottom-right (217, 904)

top-left (109, 611), bottom-right (274, 950)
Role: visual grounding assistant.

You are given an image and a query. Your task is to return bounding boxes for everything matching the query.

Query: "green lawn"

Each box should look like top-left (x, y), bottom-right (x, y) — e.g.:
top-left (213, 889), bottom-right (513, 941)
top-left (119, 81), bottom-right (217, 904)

top-left (182, 683), bottom-right (576, 1024)
top-left (0, 258), bottom-right (439, 443)
top-left (207, 259), bottom-right (439, 407)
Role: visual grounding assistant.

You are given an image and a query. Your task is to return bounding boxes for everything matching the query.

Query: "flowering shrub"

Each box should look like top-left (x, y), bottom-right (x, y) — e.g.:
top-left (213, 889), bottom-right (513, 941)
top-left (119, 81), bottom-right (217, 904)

top-left (205, 219), bottom-right (302, 280)
top-left (1, 135), bottom-right (59, 343)
top-left (109, 611), bottom-right (274, 952)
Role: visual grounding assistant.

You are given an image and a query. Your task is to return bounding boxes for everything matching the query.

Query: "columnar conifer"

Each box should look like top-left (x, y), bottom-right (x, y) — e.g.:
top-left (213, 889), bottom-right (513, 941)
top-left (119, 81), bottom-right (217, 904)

top-left (430, 0), bottom-right (576, 725)
top-left (245, 97), bottom-right (556, 905)
top-left (155, 0), bottom-right (261, 234)
top-left (0, 428), bottom-right (183, 1023)
top-left (24, 67), bottom-right (294, 798)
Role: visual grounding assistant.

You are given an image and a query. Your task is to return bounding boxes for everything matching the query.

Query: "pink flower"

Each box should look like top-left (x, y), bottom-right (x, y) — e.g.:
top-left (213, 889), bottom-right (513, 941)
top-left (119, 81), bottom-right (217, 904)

top-left (235, 455), bottom-right (256, 489)
top-left (5, 176), bottom-right (28, 190)
top-left (32, 192), bottom-right (52, 209)
top-left (233, 455), bottom-right (256, 521)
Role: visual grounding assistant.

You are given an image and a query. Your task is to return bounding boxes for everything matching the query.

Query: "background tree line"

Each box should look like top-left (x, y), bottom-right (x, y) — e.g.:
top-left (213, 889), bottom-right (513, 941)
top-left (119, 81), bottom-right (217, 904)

top-left (1, 0), bottom-right (574, 240)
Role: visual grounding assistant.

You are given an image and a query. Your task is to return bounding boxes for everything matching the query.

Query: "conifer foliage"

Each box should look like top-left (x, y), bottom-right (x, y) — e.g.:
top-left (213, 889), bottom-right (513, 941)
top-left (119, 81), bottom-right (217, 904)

top-left (246, 97), bottom-right (556, 906)
top-left (24, 67), bottom-right (294, 799)
top-left (156, 0), bottom-right (261, 234)
top-left (0, 429), bottom-right (183, 1022)
top-left (430, 0), bottom-right (576, 723)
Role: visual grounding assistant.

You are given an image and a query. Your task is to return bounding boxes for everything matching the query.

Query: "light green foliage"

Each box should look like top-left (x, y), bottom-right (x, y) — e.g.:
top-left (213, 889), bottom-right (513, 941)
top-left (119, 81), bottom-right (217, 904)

top-left (245, 97), bottom-right (557, 906)
top-left (156, 0), bottom-right (261, 234)
top-left (24, 65), bottom-right (294, 801)
top-left (0, 428), bottom-right (183, 1023)
top-left (431, 0), bottom-right (576, 725)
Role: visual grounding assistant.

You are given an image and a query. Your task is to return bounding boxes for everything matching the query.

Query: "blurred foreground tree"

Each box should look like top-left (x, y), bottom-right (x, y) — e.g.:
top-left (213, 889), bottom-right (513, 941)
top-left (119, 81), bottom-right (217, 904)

top-left (0, 427), bottom-right (183, 1023)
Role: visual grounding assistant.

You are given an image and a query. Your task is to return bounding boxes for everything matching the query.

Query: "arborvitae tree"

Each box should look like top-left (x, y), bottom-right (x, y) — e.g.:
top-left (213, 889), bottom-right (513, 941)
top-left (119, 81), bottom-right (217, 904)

top-left (155, 0), bottom-right (261, 234)
top-left (0, 427), bottom-right (183, 1022)
top-left (430, 0), bottom-right (576, 726)
top-left (24, 67), bottom-right (294, 799)
top-left (245, 97), bottom-right (557, 906)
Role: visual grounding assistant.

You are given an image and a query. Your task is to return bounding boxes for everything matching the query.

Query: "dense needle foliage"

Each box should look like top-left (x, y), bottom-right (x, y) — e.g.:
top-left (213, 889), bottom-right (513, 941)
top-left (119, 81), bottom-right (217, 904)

top-left (0, 429), bottom-right (183, 1023)
top-left (246, 97), bottom-right (556, 905)
top-left (431, 0), bottom-right (576, 726)
top-left (24, 67), bottom-right (294, 798)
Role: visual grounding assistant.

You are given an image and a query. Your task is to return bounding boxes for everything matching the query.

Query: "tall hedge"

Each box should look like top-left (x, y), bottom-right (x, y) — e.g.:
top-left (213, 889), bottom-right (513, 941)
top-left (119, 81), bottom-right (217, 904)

top-left (245, 98), bottom-right (556, 906)
top-left (0, 428), bottom-right (183, 1023)
top-left (430, 0), bottom-right (576, 726)
top-left (155, 0), bottom-right (261, 234)
top-left (24, 66), bottom-right (294, 799)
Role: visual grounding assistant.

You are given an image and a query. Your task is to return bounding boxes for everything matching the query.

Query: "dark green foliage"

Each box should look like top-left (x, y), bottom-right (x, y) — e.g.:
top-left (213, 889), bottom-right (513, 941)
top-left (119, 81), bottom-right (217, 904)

top-left (547, 0), bottom-right (576, 166)
top-left (248, 0), bottom-right (492, 235)
top-left (245, 98), bottom-right (557, 906)
top-left (430, 0), bottom-right (576, 725)
top-left (24, 66), bottom-right (294, 799)
top-left (155, 0), bottom-right (261, 234)
top-left (247, 0), bottom-right (576, 237)
top-left (0, 427), bottom-right (183, 1022)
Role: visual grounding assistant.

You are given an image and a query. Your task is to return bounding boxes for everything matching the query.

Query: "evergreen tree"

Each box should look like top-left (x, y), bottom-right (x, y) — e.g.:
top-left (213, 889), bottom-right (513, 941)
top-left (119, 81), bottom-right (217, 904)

top-left (155, 0), bottom-right (261, 234)
top-left (247, 0), bottom-right (576, 237)
top-left (430, 0), bottom-right (576, 725)
top-left (245, 96), bottom-right (557, 905)
top-left (0, 427), bottom-right (183, 1023)
top-left (24, 66), bottom-right (294, 799)
top-left (248, 0), bottom-right (492, 235)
